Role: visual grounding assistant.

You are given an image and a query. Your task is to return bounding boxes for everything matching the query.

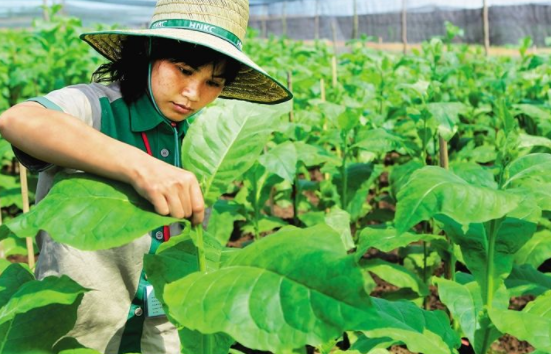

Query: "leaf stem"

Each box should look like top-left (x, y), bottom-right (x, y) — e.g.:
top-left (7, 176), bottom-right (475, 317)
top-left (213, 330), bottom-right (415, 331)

top-left (479, 217), bottom-right (503, 354)
top-left (422, 240), bottom-right (430, 310)
top-left (293, 173), bottom-right (300, 225)
top-left (194, 226), bottom-right (207, 272)
top-left (341, 136), bottom-right (349, 209)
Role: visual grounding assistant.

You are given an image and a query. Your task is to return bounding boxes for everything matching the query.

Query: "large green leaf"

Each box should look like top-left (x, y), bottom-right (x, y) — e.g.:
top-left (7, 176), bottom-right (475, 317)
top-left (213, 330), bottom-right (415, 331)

top-left (259, 141), bottom-right (297, 181)
top-left (333, 163), bottom-right (383, 220)
top-left (0, 264), bottom-right (34, 309)
top-left (293, 142), bottom-right (337, 167)
top-left (515, 180), bottom-right (551, 212)
top-left (439, 195), bottom-right (540, 307)
top-left (163, 225), bottom-right (458, 353)
top-left (207, 200), bottom-right (245, 246)
top-left (505, 264), bottom-right (551, 297)
top-left (179, 328), bottom-right (234, 354)
top-left (388, 160), bottom-right (423, 200)
top-left (513, 104), bottom-right (551, 123)
top-left (52, 337), bottom-right (102, 354)
top-left (433, 278), bottom-right (506, 354)
top-left (144, 231), bottom-right (222, 306)
top-left (434, 278), bottom-right (481, 351)
top-left (163, 225), bottom-right (371, 352)
top-left (395, 167), bottom-right (521, 234)
top-left (490, 291), bottom-right (551, 352)
top-left (324, 208), bottom-right (355, 251)
top-left (518, 133), bottom-right (551, 150)
top-left (365, 298), bottom-right (460, 354)
top-left (426, 102), bottom-right (468, 141)
top-left (357, 227), bottom-right (439, 258)
top-left (362, 259), bottom-right (428, 297)
top-left (354, 129), bottom-right (417, 155)
top-left (0, 276), bottom-right (87, 354)
top-left (514, 229), bottom-right (551, 269)
top-left (503, 153), bottom-right (551, 188)
top-left (350, 334), bottom-right (397, 354)
top-left (0, 173), bottom-right (177, 250)
top-left (449, 162), bottom-right (497, 190)
top-left (182, 100), bottom-right (286, 206)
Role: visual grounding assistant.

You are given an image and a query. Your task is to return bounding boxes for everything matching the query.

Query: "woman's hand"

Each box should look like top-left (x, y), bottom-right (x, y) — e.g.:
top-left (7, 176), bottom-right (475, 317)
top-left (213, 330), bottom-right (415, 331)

top-left (129, 160), bottom-right (205, 225)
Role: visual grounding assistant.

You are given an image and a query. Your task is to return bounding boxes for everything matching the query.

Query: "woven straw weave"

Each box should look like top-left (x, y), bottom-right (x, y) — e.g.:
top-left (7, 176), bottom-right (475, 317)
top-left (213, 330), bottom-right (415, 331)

top-left (81, 0), bottom-right (291, 104)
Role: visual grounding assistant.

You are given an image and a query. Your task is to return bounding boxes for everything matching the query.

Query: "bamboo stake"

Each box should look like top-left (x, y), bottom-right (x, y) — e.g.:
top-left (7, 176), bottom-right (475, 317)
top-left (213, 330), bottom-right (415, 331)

top-left (331, 19), bottom-right (338, 56)
top-left (321, 78), bottom-right (331, 185)
top-left (262, 4), bottom-right (268, 38)
top-left (331, 56), bottom-right (338, 88)
top-left (483, 0), bottom-right (490, 56)
top-left (352, 0), bottom-right (358, 40)
top-left (43, 0), bottom-right (50, 21)
top-left (282, 1), bottom-right (287, 37)
top-left (402, 0), bottom-right (408, 54)
top-left (438, 136), bottom-right (449, 170)
top-left (19, 164), bottom-right (35, 269)
top-left (315, 0), bottom-right (320, 41)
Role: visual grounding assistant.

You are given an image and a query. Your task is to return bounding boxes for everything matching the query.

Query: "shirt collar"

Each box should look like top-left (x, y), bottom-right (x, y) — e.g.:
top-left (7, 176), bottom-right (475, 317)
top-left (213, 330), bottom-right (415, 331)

top-left (130, 94), bottom-right (186, 138)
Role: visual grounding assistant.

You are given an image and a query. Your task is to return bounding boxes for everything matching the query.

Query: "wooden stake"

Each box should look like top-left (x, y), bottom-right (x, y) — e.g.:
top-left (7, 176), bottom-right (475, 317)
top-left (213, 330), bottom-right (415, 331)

top-left (315, 0), bottom-right (320, 40)
top-left (287, 72), bottom-right (294, 122)
top-left (321, 78), bottom-right (331, 184)
top-left (282, 1), bottom-right (287, 37)
top-left (331, 56), bottom-right (338, 88)
top-left (331, 19), bottom-right (338, 56)
top-left (483, 0), bottom-right (490, 56)
top-left (320, 78), bottom-right (326, 102)
top-left (43, 0), bottom-right (49, 21)
top-left (439, 136), bottom-right (449, 170)
top-left (262, 4), bottom-right (268, 38)
top-left (402, 0), bottom-right (408, 54)
top-left (19, 164), bottom-right (35, 269)
top-left (352, 0), bottom-right (358, 40)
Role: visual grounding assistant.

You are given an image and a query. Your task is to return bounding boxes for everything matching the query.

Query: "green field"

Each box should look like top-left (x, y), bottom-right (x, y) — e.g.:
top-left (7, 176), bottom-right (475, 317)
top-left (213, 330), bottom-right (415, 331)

top-left (0, 8), bottom-right (550, 354)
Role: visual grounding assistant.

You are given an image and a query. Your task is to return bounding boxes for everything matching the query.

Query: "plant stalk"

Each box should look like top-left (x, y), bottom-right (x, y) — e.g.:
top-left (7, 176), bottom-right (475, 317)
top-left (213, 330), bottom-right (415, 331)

top-left (341, 140), bottom-right (348, 209)
top-left (194, 226), bottom-right (207, 272)
top-left (293, 173), bottom-right (300, 225)
top-left (422, 240), bottom-right (430, 310)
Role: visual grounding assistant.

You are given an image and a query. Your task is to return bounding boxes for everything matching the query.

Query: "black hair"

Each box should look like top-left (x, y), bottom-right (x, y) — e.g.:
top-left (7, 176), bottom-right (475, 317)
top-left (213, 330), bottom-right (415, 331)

top-left (92, 36), bottom-right (241, 103)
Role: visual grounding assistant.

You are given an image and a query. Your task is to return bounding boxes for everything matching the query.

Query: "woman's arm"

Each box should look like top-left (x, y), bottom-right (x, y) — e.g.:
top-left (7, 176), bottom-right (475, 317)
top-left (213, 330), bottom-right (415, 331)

top-left (0, 102), bottom-right (204, 225)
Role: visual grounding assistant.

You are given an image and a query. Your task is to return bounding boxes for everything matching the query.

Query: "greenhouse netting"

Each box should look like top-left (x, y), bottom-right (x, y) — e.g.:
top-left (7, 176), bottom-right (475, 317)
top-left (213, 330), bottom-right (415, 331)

top-left (2, 1), bottom-right (551, 47)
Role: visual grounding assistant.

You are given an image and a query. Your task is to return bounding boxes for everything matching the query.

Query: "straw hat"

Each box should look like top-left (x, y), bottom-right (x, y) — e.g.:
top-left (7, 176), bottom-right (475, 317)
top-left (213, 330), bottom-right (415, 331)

top-left (80, 0), bottom-right (292, 104)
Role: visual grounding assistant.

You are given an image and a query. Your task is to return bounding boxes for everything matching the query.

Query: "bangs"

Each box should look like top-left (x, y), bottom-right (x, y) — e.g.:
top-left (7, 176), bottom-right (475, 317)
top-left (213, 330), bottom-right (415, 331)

top-left (151, 37), bottom-right (241, 82)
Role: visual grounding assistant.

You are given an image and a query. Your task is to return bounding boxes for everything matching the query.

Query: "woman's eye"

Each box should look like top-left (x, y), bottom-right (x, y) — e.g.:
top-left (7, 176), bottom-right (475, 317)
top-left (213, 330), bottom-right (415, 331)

top-left (208, 81), bottom-right (223, 88)
top-left (178, 67), bottom-right (193, 75)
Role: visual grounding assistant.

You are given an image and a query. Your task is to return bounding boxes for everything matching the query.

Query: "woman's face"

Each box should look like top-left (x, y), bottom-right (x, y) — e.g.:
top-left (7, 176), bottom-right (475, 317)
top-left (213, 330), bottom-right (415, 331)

top-left (150, 59), bottom-right (226, 122)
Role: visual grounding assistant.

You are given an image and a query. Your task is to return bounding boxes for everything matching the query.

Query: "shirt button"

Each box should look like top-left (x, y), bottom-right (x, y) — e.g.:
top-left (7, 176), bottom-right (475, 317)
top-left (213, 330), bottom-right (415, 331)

top-left (135, 307), bottom-right (143, 317)
top-left (155, 231), bottom-right (163, 240)
top-left (161, 148), bottom-right (170, 157)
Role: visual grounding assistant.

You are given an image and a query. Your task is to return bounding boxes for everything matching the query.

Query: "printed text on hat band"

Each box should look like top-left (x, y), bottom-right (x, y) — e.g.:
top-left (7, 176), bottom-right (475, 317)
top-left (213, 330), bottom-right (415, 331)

top-left (150, 19), bottom-right (243, 51)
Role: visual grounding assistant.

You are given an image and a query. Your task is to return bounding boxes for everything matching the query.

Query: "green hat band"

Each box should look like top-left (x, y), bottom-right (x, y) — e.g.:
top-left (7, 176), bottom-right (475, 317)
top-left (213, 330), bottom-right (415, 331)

top-left (150, 19), bottom-right (243, 51)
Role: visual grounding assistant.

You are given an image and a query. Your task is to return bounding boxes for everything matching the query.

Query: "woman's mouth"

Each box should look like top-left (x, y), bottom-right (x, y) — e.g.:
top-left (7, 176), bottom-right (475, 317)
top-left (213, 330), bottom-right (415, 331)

top-left (172, 102), bottom-right (193, 115)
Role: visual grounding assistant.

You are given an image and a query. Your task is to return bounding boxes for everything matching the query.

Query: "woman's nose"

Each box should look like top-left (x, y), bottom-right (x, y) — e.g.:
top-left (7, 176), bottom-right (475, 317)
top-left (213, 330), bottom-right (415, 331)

top-left (182, 79), bottom-right (200, 102)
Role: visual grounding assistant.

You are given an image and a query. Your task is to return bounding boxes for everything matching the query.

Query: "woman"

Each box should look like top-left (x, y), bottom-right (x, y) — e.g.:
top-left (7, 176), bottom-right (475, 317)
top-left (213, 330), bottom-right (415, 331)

top-left (0, 0), bottom-right (292, 353)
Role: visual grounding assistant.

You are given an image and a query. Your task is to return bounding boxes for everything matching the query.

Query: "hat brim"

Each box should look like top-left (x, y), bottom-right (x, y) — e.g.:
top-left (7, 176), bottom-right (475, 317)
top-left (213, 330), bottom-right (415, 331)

top-left (80, 28), bottom-right (293, 104)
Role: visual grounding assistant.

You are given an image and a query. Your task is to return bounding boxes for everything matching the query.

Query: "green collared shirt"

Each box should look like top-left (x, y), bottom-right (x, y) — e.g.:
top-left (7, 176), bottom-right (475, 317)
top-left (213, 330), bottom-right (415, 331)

top-left (19, 82), bottom-right (182, 354)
